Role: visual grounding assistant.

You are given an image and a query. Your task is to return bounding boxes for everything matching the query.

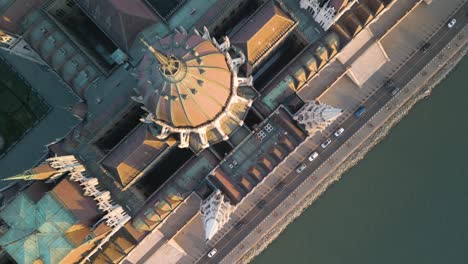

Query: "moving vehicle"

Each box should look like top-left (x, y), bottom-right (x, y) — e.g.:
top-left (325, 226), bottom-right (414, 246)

top-left (384, 79), bottom-right (395, 88)
top-left (208, 248), bottom-right (217, 258)
top-left (257, 199), bottom-right (267, 208)
top-left (391, 87), bottom-right (400, 96)
top-left (354, 106), bottom-right (366, 117)
top-left (321, 138), bottom-right (332, 149)
top-left (275, 181), bottom-right (286, 191)
top-left (448, 18), bottom-right (456, 28)
top-left (296, 163), bottom-right (307, 173)
top-left (384, 79), bottom-right (400, 96)
top-left (235, 222), bottom-right (245, 229)
top-left (334, 128), bottom-right (345, 137)
top-left (308, 152), bottom-right (319, 161)
top-left (420, 42), bottom-right (431, 53)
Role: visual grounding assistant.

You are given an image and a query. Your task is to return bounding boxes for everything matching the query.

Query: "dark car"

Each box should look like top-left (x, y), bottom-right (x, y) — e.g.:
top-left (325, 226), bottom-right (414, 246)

top-left (384, 79), bottom-right (396, 89)
top-left (354, 106), bottom-right (366, 117)
top-left (421, 43), bottom-right (431, 53)
top-left (235, 222), bottom-right (245, 229)
top-left (385, 79), bottom-right (400, 96)
top-left (275, 182), bottom-right (285, 191)
top-left (257, 200), bottom-right (267, 209)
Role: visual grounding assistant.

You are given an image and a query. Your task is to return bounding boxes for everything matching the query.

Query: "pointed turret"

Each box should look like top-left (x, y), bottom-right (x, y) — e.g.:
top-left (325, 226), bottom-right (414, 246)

top-left (3, 155), bottom-right (83, 182)
top-left (3, 163), bottom-right (59, 181)
top-left (200, 190), bottom-right (233, 241)
top-left (293, 100), bottom-right (342, 135)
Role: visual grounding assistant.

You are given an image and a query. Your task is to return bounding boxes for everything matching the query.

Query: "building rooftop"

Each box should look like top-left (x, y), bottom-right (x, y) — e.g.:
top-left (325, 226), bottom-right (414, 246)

top-left (0, 0), bottom-right (42, 33)
top-left (21, 10), bottom-right (102, 98)
top-left (169, 0), bottom-right (220, 31)
top-left (0, 192), bottom-right (75, 264)
top-left (74, 0), bottom-right (160, 53)
top-left (0, 177), bottom-right (103, 264)
top-left (101, 124), bottom-right (170, 188)
top-left (51, 178), bottom-right (102, 226)
top-left (231, 1), bottom-right (296, 66)
top-left (130, 150), bottom-right (218, 232)
top-left (210, 107), bottom-right (306, 204)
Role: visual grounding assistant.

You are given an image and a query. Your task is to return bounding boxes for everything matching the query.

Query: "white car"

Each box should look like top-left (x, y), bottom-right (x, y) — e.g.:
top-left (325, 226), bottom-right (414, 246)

top-left (334, 128), bottom-right (345, 137)
top-left (321, 138), bottom-right (332, 149)
top-left (391, 87), bottom-right (400, 96)
top-left (296, 163), bottom-right (307, 173)
top-left (208, 248), bottom-right (217, 258)
top-left (448, 18), bottom-right (456, 28)
top-left (308, 152), bottom-right (319, 161)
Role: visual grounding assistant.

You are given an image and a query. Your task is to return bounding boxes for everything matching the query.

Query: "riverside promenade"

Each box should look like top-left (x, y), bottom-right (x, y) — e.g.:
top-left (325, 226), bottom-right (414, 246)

top-left (194, 1), bottom-right (468, 263)
top-left (230, 13), bottom-right (468, 264)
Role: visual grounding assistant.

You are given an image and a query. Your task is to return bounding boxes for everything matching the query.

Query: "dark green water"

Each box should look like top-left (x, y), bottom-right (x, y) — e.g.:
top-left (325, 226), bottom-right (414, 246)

top-left (254, 57), bottom-right (468, 264)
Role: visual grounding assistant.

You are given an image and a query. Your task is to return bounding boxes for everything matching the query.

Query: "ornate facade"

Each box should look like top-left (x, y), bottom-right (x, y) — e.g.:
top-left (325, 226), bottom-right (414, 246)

top-left (0, 155), bottom-right (131, 264)
top-left (300, 0), bottom-right (354, 30)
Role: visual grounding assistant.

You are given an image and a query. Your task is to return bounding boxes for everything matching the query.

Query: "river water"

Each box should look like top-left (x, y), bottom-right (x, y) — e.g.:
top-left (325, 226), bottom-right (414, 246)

top-left (253, 57), bottom-right (468, 264)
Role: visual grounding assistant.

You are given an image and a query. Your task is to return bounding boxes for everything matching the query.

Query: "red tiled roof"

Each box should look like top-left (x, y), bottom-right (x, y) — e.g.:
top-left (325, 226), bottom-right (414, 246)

top-left (231, 1), bottom-right (295, 64)
top-left (24, 181), bottom-right (50, 202)
top-left (102, 125), bottom-right (167, 187)
top-left (212, 168), bottom-right (242, 203)
top-left (51, 178), bottom-right (101, 226)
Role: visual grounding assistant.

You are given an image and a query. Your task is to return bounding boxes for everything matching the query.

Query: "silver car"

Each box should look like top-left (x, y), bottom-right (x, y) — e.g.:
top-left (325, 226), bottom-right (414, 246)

top-left (296, 163), bottom-right (307, 173)
top-left (334, 128), bottom-right (345, 137)
top-left (308, 152), bottom-right (319, 161)
top-left (321, 138), bottom-right (332, 149)
top-left (208, 248), bottom-right (217, 258)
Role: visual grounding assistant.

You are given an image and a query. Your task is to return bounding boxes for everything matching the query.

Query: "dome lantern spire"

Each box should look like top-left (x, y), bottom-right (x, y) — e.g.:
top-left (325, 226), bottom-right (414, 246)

top-left (140, 38), bottom-right (186, 81)
top-left (140, 38), bottom-right (169, 65)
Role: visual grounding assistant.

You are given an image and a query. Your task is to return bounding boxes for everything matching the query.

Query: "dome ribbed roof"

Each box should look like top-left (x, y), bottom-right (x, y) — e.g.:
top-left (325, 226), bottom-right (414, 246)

top-left (136, 32), bottom-right (233, 128)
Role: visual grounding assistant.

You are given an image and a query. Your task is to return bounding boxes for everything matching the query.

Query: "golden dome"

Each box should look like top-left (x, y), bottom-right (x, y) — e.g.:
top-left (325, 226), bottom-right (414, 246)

top-left (136, 32), bottom-right (233, 128)
top-left (135, 29), bottom-right (254, 150)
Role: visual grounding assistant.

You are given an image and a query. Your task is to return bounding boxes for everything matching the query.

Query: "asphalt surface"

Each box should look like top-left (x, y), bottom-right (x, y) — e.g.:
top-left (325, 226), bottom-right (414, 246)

top-left (198, 6), bottom-right (467, 264)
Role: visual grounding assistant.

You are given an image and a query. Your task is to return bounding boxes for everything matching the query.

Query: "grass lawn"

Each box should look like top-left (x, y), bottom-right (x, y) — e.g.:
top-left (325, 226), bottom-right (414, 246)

top-left (0, 60), bottom-right (49, 154)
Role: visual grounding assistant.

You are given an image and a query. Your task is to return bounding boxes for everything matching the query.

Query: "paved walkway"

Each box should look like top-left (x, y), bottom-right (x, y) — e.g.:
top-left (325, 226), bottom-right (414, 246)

top-left (191, 1), bottom-right (468, 263)
top-left (0, 50), bottom-right (79, 186)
